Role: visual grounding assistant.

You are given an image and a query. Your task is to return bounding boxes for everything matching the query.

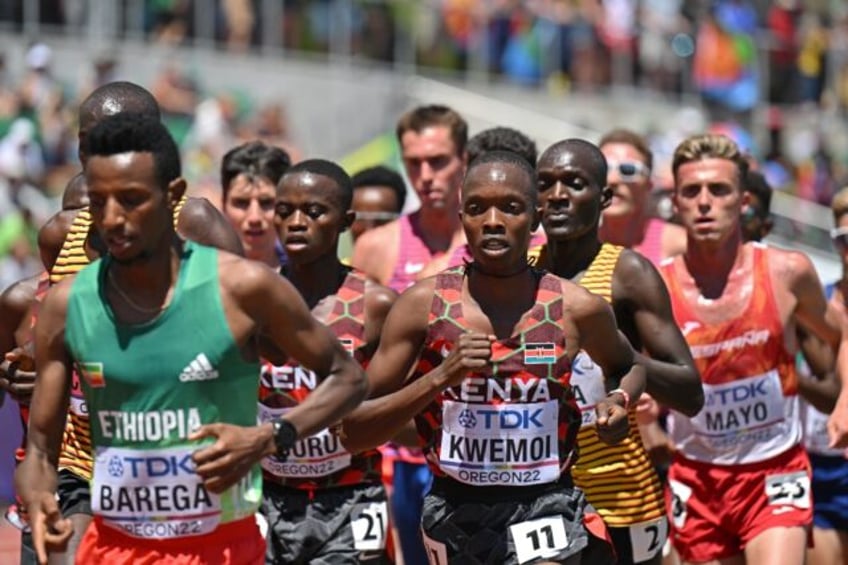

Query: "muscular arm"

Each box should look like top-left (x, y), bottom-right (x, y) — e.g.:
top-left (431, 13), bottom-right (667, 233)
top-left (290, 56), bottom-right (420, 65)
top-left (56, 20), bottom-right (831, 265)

top-left (0, 275), bottom-right (39, 354)
top-left (37, 210), bottom-right (76, 272)
top-left (796, 325), bottom-right (840, 414)
top-left (789, 251), bottom-right (842, 350)
top-left (351, 222), bottom-right (394, 285)
top-left (613, 251), bottom-right (703, 416)
top-left (362, 282), bottom-right (398, 359)
top-left (14, 280), bottom-right (73, 515)
top-left (177, 197), bottom-right (244, 256)
top-left (341, 281), bottom-right (449, 453)
top-left (570, 283), bottom-right (646, 404)
top-left (235, 259), bottom-right (368, 439)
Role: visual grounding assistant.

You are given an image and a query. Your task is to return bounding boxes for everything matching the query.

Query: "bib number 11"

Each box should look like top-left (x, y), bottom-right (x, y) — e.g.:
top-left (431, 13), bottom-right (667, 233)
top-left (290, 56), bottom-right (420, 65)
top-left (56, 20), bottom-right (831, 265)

top-left (509, 516), bottom-right (569, 564)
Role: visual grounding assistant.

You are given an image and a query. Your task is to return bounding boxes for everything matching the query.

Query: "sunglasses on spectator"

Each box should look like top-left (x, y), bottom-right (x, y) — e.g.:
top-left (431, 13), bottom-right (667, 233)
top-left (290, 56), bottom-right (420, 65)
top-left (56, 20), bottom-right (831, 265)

top-left (607, 160), bottom-right (650, 182)
top-left (354, 211), bottom-right (400, 221)
top-left (832, 227), bottom-right (848, 249)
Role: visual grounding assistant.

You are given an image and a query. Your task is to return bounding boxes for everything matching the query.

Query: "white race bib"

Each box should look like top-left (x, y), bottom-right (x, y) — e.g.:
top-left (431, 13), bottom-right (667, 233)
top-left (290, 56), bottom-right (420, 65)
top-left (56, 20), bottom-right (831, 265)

top-left (92, 445), bottom-right (221, 539)
top-left (438, 400), bottom-right (560, 486)
top-left (668, 480), bottom-right (692, 529)
top-left (628, 517), bottom-right (668, 562)
top-left (350, 502), bottom-right (388, 551)
top-left (691, 370), bottom-right (786, 451)
top-left (509, 516), bottom-right (569, 564)
top-left (258, 404), bottom-right (351, 478)
top-left (570, 352), bottom-right (606, 428)
top-left (765, 471), bottom-right (811, 509)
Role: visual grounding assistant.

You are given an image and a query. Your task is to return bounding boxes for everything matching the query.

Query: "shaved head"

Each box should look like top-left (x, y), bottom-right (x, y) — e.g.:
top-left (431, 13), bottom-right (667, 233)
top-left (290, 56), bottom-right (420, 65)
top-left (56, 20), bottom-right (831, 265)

top-left (538, 139), bottom-right (607, 187)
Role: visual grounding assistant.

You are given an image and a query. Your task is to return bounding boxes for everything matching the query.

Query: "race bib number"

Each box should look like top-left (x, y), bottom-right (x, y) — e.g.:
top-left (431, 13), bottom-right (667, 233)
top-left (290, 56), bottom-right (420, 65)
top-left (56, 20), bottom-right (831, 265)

top-left (350, 502), bottom-right (388, 551)
top-left (509, 516), bottom-right (569, 564)
top-left (668, 480), bottom-right (692, 529)
top-left (421, 531), bottom-right (448, 565)
top-left (438, 400), bottom-right (560, 486)
top-left (92, 445), bottom-right (221, 539)
top-left (258, 404), bottom-right (351, 478)
top-left (765, 471), bottom-right (811, 509)
top-left (691, 370), bottom-right (785, 450)
top-left (628, 517), bottom-right (668, 562)
top-left (570, 352), bottom-right (606, 428)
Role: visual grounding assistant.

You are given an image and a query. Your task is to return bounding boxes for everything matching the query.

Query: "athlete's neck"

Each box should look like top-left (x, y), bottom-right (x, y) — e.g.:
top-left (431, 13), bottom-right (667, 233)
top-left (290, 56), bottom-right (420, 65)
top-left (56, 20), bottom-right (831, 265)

top-left (466, 264), bottom-right (537, 339)
top-left (546, 233), bottom-right (603, 281)
top-left (108, 235), bottom-right (183, 308)
top-left (682, 232), bottom-right (746, 299)
top-left (412, 207), bottom-right (463, 254)
top-left (284, 252), bottom-right (346, 308)
top-left (599, 209), bottom-right (649, 248)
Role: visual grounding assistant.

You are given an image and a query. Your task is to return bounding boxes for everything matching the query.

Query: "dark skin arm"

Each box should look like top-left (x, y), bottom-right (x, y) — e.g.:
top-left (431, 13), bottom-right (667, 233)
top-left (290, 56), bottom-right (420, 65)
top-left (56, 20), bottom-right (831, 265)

top-left (191, 257), bottom-right (368, 492)
top-left (565, 280), bottom-right (647, 444)
top-left (0, 274), bottom-right (40, 405)
top-left (14, 279), bottom-right (75, 564)
top-left (796, 325), bottom-right (840, 414)
top-left (176, 196), bottom-right (245, 256)
top-left (37, 210), bottom-right (77, 272)
top-left (340, 281), bottom-right (453, 453)
top-left (612, 250), bottom-right (703, 416)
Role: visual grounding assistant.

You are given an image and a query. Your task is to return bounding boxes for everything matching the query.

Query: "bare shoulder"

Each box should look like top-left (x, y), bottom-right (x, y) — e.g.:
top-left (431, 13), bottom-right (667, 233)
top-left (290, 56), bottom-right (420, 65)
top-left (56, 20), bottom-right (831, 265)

top-left (661, 221), bottom-right (687, 257)
top-left (217, 252), bottom-right (276, 295)
top-left (364, 278), bottom-right (398, 313)
top-left (1, 274), bottom-right (40, 313)
top-left (40, 275), bottom-right (75, 317)
top-left (352, 221), bottom-right (401, 259)
top-left (765, 245), bottom-right (816, 282)
top-left (612, 248), bottom-right (666, 300)
top-left (386, 275), bottom-right (437, 321)
top-left (558, 275), bottom-right (611, 319)
top-left (177, 196), bottom-right (222, 230)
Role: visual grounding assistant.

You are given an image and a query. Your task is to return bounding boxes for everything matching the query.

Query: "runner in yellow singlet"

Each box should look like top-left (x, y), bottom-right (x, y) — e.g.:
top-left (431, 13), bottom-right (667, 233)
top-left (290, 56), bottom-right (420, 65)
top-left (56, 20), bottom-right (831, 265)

top-left (530, 139), bottom-right (702, 564)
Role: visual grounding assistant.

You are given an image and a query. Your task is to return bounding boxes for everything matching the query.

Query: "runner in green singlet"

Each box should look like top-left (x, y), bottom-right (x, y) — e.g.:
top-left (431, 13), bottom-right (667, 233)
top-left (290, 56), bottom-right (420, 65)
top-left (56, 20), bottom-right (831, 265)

top-left (16, 114), bottom-right (368, 565)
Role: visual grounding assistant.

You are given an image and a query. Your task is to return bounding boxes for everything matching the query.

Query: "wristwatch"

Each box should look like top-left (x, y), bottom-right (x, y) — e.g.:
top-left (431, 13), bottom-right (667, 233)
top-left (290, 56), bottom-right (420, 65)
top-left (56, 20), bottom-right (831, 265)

top-left (271, 418), bottom-right (298, 459)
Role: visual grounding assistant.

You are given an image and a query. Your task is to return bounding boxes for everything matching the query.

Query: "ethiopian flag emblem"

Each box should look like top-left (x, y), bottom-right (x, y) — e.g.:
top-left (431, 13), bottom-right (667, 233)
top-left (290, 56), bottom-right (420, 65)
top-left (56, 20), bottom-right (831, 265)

top-left (78, 362), bottom-right (105, 388)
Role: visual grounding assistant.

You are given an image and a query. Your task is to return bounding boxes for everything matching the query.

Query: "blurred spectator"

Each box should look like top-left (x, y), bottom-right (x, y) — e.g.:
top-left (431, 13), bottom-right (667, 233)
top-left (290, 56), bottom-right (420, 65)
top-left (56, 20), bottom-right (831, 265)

top-left (797, 12), bottom-right (829, 106)
top-left (0, 234), bottom-right (40, 292)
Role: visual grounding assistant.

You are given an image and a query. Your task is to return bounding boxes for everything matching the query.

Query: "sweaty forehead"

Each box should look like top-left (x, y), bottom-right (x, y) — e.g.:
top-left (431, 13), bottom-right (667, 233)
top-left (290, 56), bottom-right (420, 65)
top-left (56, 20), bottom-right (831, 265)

top-left (539, 146), bottom-right (604, 184)
top-left (280, 172), bottom-right (339, 199)
top-left (464, 162), bottom-right (532, 196)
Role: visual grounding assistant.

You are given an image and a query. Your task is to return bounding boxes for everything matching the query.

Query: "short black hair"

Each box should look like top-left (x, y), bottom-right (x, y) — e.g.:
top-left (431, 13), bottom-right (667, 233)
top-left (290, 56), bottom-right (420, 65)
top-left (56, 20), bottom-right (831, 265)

top-left (467, 127), bottom-right (537, 167)
top-left (351, 165), bottom-right (406, 212)
top-left (465, 150), bottom-right (538, 207)
top-left (744, 169), bottom-right (772, 217)
top-left (79, 81), bottom-right (160, 124)
top-left (221, 141), bottom-right (291, 198)
top-left (84, 113), bottom-right (180, 189)
top-left (283, 159), bottom-right (353, 210)
top-left (539, 139), bottom-right (608, 188)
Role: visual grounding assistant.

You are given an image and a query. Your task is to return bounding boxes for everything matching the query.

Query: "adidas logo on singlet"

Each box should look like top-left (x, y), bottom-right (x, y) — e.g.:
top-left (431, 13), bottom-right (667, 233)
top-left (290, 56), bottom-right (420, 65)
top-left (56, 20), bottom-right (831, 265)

top-left (179, 353), bottom-right (219, 382)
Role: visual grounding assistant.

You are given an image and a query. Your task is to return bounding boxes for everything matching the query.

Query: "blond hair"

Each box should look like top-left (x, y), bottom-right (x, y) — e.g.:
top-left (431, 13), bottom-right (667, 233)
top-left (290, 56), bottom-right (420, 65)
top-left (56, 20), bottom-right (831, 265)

top-left (672, 133), bottom-right (749, 185)
top-left (831, 186), bottom-right (848, 223)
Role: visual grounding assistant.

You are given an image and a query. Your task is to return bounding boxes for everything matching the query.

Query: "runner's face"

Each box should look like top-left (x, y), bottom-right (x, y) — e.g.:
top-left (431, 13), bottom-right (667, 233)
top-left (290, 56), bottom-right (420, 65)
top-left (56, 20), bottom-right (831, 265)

top-left (350, 185), bottom-right (400, 242)
top-left (600, 142), bottom-right (650, 220)
top-left (401, 126), bottom-right (465, 213)
top-left (223, 174), bottom-right (278, 262)
top-left (537, 151), bottom-right (606, 242)
top-left (275, 172), bottom-right (350, 264)
top-left (461, 162), bottom-right (536, 276)
top-left (674, 158), bottom-right (747, 247)
top-left (86, 152), bottom-right (176, 264)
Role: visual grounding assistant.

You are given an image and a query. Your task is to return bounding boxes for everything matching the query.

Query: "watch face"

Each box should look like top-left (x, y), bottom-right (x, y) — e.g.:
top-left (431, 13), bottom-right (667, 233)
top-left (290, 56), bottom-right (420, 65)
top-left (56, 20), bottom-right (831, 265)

top-left (275, 419), bottom-right (297, 451)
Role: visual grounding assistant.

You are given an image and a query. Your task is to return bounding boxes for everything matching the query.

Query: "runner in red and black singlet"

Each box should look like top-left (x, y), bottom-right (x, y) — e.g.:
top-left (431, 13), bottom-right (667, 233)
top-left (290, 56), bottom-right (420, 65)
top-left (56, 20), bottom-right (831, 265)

top-left (260, 159), bottom-right (397, 564)
top-left (341, 151), bottom-right (646, 564)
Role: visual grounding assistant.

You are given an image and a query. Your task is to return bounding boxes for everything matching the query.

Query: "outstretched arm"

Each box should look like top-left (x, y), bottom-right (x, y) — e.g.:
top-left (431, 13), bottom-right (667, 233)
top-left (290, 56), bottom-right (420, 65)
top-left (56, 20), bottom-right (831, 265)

top-left (15, 280), bottom-right (74, 564)
top-left (613, 251), bottom-right (703, 416)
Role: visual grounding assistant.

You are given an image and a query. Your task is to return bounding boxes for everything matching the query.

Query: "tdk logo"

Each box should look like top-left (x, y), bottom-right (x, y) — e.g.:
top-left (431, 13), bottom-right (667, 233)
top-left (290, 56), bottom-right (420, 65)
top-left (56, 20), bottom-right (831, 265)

top-left (477, 408), bottom-right (545, 429)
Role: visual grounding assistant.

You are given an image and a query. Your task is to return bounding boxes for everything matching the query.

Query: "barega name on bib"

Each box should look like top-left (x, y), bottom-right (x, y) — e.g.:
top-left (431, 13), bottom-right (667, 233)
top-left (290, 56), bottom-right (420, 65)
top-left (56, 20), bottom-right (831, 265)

top-left (92, 445), bottom-right (220, 539)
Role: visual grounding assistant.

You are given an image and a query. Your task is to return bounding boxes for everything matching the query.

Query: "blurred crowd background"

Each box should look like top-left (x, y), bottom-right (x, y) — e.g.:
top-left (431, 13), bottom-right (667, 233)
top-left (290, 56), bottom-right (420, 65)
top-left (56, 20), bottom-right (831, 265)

top-left (0, 0), bottom-right (844, 292)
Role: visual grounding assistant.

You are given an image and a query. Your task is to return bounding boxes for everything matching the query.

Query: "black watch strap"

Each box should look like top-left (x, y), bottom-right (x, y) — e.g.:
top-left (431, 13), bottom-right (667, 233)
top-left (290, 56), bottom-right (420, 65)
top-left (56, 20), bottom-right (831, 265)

top-left (272, 418), bottom-right (298, 459)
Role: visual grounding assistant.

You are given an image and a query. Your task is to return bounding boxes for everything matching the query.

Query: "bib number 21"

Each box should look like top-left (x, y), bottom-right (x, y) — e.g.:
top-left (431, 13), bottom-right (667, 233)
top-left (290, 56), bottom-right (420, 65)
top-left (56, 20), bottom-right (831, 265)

top-left (350, 502), bottom-right (388, 551)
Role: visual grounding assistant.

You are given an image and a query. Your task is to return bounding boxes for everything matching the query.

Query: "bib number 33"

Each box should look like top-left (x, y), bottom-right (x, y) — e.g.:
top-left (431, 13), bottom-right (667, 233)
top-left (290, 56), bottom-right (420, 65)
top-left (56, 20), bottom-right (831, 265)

top-left (765, 471), bottom-right (811, 509)
top-left (509, 516), bottom-right (569, 564)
